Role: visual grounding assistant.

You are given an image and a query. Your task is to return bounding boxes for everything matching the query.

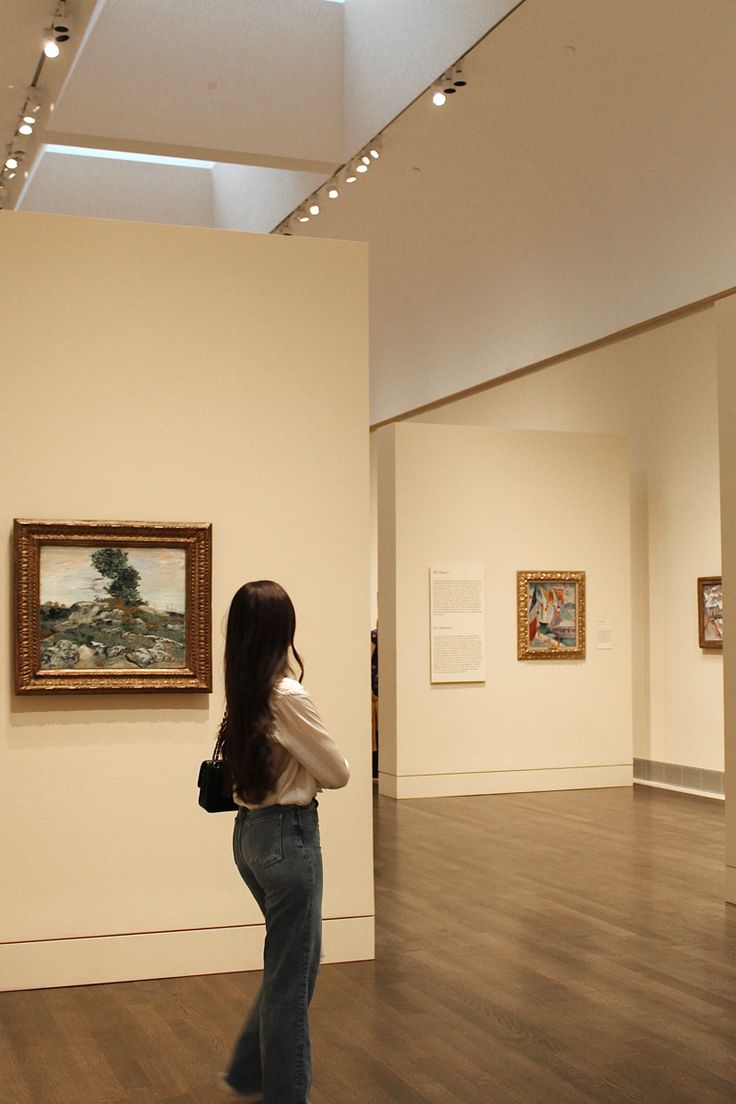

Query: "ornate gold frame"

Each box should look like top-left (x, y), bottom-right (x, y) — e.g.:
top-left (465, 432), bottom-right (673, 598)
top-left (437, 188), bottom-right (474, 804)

top-left (517, 570), bottom-right (586, 660)
top-left (697, 575), bottom-right (723, 651)
top-left (14, 519), bottom-right (212, 694)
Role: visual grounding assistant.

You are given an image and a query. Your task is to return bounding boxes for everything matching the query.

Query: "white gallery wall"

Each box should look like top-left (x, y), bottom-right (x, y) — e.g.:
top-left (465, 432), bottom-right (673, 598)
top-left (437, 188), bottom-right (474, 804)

top-left (376, 422), bottom-right (631, 799)
top-left (412, 306), bottom-right (724, 778)
top-left (0, 211), bottom-right (373, 991)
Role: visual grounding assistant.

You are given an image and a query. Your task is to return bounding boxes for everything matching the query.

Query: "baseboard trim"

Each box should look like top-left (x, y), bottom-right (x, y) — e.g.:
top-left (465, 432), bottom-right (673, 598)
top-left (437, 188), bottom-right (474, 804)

top-left (634, 778), bottom-right (724, 801)
top-left (633, 758), bottom-right (724, 799)
top-left (378, 764), bottom-right (632, 800)
top-left (726, 866), bottom-right (736, 906)
top-left (0, 915), bottom-right (375, 992)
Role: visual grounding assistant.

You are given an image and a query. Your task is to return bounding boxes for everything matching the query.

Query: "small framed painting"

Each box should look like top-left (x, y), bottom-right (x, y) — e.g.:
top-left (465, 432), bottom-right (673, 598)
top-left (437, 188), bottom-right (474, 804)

top-left (697, 576), bottom-right (722, 650)
top-left (517, 570), bottom-right (586, 660)
top-left (14, 519), bottom-right (212, 694)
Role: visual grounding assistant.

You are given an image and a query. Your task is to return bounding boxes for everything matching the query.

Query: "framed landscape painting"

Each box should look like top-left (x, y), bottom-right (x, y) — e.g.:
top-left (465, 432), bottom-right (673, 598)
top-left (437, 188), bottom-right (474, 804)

top-left (697, 576), bottom-right (722, 650)
top-left (14, 520), bottom-right (212, 694)
top-left (517, 570), bottom-right (586, 660)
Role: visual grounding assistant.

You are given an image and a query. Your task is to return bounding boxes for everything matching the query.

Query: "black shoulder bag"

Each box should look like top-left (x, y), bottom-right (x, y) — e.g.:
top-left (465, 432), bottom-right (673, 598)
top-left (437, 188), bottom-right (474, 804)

top-left (198, 715), bottom-right (238, 813)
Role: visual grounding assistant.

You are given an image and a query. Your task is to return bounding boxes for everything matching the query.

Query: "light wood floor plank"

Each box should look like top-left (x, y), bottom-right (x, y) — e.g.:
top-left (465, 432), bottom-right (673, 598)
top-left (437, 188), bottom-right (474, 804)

top-left (1, 786), bottom-right (734, 1103)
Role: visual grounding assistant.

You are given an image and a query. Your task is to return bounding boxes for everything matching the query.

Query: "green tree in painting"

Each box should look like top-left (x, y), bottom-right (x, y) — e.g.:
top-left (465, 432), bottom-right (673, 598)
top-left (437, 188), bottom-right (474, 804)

top-left (90, 548), bottom-right (142, 605)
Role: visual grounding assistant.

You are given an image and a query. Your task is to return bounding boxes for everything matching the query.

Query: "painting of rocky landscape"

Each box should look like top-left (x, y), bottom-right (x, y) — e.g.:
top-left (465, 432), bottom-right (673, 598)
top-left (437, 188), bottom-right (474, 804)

top-left (39, 545), bottom-right (187, 670)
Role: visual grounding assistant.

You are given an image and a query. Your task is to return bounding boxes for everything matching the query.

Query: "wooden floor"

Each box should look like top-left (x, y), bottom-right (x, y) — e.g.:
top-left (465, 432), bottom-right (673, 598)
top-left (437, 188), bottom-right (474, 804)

top-left (1, 786), bottom-right (735, 1104)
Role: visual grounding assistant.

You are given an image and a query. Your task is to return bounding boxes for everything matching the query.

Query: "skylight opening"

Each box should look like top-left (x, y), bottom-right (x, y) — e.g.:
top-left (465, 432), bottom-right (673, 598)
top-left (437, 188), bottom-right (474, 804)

top-left (43, 144), bottom-right (215, 169)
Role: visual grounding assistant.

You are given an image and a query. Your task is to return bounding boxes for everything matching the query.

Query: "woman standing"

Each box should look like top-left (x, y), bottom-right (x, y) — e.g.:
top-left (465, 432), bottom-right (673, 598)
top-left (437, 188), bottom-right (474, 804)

top-left (218, 580), bottom-right (350, 1102)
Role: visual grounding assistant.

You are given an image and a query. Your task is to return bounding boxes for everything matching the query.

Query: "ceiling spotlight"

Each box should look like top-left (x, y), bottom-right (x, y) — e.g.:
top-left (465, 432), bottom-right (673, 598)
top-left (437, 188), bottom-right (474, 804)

top-left (297, 211), bottom-right (310, 223)
top-left (52, 21), bottom-right (71, 43)
top-left (327, 186), bottom-right (339, 199)
top-left (50, 2), bottom-right (72, 42)
top-left (41, 5), bottom-right (71, 57)
top-left (23, 115), bottom-right (36, 126)
top-left (432, 88), bottom-right (446, 107)
top-left (361, 154), bottom-right (371, 166)
top-left (345, 167), bottom-right (358, 183)
top-left (5, 156), bottom-right (18, 169)
top-left (18, 124), bottom-right (33, 136)
top-left (369, 147), bottom-right (380, 160)
top-left (452, 64), bottom-right (467, 88)
top-left (356, 162), bottom-right (369, 174)
top-left (309, 203), bottom-right (320, 216)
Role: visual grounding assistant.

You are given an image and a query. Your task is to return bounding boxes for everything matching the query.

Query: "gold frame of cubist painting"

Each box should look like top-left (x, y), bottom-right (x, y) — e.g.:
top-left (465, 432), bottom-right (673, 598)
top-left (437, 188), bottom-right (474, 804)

top-left (517, 570), bottom-right (586, 661)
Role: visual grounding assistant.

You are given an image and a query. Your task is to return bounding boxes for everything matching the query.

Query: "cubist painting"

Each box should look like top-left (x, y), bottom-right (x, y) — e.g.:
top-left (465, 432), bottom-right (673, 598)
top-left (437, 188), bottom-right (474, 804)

top-left (698, 576), bottom-right (723, 650)
top-left (517, 570), bottom-right (586, 660)
top-left (527, 580), bottom-right (579, 652)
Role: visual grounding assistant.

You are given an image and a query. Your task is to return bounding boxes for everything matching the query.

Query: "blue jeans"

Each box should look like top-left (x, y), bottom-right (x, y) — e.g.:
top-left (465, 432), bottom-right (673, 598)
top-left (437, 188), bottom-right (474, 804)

top-left (225, 801), bottom-right (323, 1104)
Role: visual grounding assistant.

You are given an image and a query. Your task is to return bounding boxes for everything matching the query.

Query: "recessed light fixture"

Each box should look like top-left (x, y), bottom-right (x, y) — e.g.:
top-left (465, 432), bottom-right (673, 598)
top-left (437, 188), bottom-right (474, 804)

top-left (432, 59), bottom-right (468, 106)
top-left (309, 203), bottom-right (320, 216)
top-left (18, 124), bottom-right (33, 136)
top-left (327, 186), bottom-right (339, 199)
top-left (42, 4), bottom-right (71, 57)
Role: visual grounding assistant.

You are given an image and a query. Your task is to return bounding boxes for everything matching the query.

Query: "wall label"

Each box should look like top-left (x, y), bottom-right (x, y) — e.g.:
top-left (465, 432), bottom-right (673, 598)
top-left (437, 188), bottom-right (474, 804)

top-left (596, 618), bottom-right (614, 650)
top-left (430, 563), bottom-right (486, 683)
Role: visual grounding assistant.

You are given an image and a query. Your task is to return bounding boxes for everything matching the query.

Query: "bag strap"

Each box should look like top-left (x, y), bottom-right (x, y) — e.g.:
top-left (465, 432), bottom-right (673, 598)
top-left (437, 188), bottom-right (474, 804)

top-left (212, 710), bottom-right (228, 761)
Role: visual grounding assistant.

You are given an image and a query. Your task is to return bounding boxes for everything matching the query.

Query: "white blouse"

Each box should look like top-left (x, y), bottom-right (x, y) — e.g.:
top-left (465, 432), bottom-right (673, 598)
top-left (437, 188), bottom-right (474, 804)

top-left (235, 677), bottom-right (350, 809)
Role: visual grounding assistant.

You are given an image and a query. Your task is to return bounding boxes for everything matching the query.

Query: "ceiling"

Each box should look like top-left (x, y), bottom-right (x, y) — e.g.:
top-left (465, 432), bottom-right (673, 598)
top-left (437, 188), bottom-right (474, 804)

top-left (7, 0), bottom-right (734, 426)
top-left (288, 0), bottom-right (736, 422)
top-left (2, 0), bottom-right (519, 229)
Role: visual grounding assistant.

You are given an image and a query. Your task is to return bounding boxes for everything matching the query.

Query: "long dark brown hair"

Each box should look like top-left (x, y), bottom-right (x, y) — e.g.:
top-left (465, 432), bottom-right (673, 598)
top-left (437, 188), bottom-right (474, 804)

top-left (218, 580), bottom-right (304, 804)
